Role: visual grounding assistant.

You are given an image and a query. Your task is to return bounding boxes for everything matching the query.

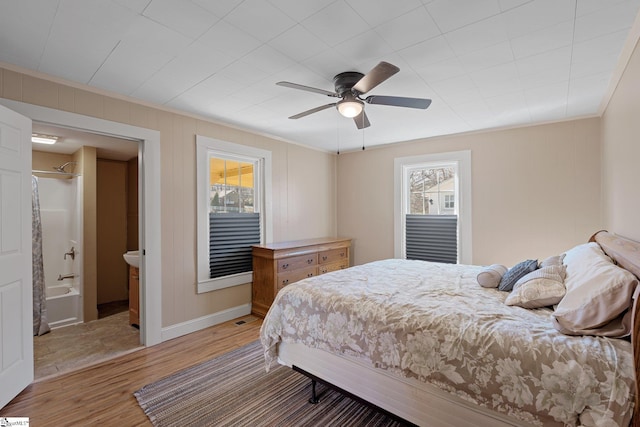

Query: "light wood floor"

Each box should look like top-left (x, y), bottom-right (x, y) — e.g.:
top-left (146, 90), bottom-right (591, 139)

top-left (1, 315), bottom-right (262, 426)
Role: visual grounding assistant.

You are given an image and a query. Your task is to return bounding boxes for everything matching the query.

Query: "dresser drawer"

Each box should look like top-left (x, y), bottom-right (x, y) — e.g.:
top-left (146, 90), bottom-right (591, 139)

top-left (318, 248), bottom-right (348, 265)
top-left (277, 253), bottom-right (317, 273)
top-left (319, 260), bottom-right (349, 274)
top-left (277, 266), bottom-right (317, 290)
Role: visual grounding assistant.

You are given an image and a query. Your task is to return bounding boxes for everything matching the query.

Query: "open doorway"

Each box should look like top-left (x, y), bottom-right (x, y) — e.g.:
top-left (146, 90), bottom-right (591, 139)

top-left (0, 98), bottom-right (163, 347)
top-left (32, 123), bottom-right (142, 379)
top-left (0, 98), bottom-right (162, 402)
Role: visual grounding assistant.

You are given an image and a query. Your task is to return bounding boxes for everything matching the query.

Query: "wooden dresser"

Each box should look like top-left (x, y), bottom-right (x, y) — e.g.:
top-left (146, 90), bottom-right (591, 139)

top-left (251, 237), bottom-right (351, 317)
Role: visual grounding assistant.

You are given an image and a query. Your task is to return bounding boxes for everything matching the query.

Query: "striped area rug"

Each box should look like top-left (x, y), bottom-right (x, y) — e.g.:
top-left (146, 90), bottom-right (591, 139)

top-left (134, 340), bottom-right (405, 426)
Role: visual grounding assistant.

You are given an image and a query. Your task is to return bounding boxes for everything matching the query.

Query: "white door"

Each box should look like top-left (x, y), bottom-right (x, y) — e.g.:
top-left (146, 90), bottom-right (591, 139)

top-left (0, 104), bottom-right (33, 408)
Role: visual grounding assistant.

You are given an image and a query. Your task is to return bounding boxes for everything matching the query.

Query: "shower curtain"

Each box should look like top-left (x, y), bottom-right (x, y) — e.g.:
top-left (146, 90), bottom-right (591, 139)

top-left (32, 176), bottom-right (50, 336)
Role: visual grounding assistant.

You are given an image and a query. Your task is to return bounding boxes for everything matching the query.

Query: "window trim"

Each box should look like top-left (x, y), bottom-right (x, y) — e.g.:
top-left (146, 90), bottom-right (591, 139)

top-left (394, 150), bottom-right (472, 264)
top-left (196, 136), bottom-right (272, 293)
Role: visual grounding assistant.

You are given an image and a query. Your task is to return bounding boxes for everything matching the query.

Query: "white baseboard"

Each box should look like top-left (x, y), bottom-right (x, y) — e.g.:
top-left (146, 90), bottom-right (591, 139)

top-left (160, 303), bottom-right (252, 342)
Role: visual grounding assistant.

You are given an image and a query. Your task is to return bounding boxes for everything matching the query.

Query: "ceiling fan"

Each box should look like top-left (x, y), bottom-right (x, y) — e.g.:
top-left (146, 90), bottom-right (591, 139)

top-left (276, 61), bottom-right (432, 129)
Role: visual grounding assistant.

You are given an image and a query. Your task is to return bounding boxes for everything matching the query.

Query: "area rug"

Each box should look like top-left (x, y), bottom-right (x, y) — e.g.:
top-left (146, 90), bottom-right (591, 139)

top-left (134, 340), bottom-right (404, 426)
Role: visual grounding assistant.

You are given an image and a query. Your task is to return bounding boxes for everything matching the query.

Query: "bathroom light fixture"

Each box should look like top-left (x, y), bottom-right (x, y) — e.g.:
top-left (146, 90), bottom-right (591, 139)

top-left (32, 133), bottom-right (58, 145)
top-left (336, 95), bottom-right (363, 118)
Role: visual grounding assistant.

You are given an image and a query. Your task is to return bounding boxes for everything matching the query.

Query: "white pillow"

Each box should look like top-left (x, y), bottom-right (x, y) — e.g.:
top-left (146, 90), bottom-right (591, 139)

top-left (553, 242), bottom-right (638, 337)
top-left (505, 264), bottom-right (566, 309)
top-left (477, 264), bottom-right (507, 288)
top-left (539, 254), bottom-right (565, 268)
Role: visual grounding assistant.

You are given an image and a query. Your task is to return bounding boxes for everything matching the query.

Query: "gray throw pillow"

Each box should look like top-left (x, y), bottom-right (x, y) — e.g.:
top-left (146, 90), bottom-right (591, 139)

top-left (498, 259), bottom-right (538, 292)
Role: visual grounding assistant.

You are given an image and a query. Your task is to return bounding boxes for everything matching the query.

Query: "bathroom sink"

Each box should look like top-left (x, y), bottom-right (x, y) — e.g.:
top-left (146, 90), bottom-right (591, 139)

top-left (123, 250), bottom-right (140, 268)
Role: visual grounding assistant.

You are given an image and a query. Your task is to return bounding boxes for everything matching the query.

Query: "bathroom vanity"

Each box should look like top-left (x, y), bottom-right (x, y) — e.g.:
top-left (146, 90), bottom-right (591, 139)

top-left (123, 250), bottom-right (140, 328)
top-left (129, 265), bottom-right (139, 327)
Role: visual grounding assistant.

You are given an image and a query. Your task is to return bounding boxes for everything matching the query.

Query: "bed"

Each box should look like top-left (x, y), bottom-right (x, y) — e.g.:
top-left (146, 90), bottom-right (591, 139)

top-left (260, 231), bottom-right (640, 426)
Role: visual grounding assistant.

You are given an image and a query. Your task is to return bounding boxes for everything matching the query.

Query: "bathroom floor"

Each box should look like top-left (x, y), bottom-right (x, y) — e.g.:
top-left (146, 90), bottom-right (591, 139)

top-left (34, 303), bottom-right (142, 381)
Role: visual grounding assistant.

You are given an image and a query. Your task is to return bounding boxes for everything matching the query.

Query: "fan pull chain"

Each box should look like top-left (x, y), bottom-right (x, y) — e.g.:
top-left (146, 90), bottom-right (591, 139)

top-left (336, 115), bottom-right (340, 155)
top-left (362, 114), bottom-right (366, 151)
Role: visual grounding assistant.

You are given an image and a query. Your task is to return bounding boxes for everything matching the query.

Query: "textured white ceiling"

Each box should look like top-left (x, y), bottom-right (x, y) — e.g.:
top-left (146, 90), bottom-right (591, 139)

top-left (2, 0), bottom-right (639, 152)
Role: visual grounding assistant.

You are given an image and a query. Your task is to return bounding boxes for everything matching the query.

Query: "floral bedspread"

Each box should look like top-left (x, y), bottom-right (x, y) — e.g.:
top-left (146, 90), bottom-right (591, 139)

top-left (260, 259), bottom-right (635, 427)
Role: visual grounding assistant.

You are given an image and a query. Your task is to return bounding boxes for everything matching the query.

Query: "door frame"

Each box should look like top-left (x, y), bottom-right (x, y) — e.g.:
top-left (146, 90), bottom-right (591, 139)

top-left (0, 99), bottom-right (162, 346)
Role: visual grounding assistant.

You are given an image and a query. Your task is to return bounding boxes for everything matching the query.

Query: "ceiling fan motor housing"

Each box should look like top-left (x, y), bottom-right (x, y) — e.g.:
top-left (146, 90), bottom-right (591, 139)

top-left (333, 71), bottom-right (365, 96)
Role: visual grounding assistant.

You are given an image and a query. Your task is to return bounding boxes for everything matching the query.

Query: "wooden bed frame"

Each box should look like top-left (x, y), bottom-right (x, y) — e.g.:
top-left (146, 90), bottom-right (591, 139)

top-left (276, 231), bottom-right (640, 426)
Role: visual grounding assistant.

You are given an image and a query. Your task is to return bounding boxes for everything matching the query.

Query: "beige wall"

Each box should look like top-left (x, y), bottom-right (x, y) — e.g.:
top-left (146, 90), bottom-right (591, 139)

top-left (337, 118), bottom-right (603, 267)
top-left (73, 146), bottom-right (98, 321)
top-left (601, 34), bottom-right (640, 242)
top-left (96, 159), bottom-right (128, 304)
top-left (127, 158), bottom-right (139, 251)
top-left (282, 144), bottom-right (337, 241)
top-left (32, 151), bottom-right (74, 178)
top-left (1, 66), bottom-right (337, 329)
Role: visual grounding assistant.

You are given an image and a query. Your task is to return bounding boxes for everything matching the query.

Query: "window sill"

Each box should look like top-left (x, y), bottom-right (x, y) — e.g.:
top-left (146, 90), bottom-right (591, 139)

top-left (197, 271), bottom-right (252, 294)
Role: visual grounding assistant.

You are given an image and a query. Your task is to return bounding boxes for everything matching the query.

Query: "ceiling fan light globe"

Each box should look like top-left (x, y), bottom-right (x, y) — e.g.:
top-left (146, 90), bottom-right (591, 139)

top-left (337, 99), bottom-right (363, 118)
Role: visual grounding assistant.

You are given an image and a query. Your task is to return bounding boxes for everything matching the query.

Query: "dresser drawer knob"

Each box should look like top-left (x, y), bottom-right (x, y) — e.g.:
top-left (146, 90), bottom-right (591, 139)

top-left (282, 279), bottom-right (289, 285)
top-left (282, 263), bottom-right (289, 269)
top-left (307, 258), bottom-right (313, 264)
top-left (322, 256), bottom-right (327, 261)
top-left (340, 252), bottom-right (345, 257)
top-left (307, 273), bottom-right (314, 277)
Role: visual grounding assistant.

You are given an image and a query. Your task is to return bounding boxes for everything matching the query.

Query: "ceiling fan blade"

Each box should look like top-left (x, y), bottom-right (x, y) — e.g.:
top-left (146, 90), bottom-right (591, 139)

top-left (289, 103), bottom-right (337, 119)
top-left (365, 95), bottom-right (432, 109)
top-left (353, 110), bottom-right (371, 129)
top-left (276, 81), bottom-right (338, 97)
top-left (352, 61), bottom-right (400, 94)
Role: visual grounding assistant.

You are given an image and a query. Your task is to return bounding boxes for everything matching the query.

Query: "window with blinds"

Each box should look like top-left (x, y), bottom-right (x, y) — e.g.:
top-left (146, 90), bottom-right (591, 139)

top-left (405, 164), bottom-right (459, 264)
top-left (208, 156), bottom-right (259, 279)
top-left (394, 151), bottom-right (471, 265)
top-left (196, 135), bottom-right (272, 294)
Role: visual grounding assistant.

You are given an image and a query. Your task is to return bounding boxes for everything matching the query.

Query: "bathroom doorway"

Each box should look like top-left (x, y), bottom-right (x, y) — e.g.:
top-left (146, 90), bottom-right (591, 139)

top-left (32, 123), bottom-right (142, 379)
top-left (0, 97), bottom-right (162, 397)
top-left (0, 96), bottom-right (163, 350)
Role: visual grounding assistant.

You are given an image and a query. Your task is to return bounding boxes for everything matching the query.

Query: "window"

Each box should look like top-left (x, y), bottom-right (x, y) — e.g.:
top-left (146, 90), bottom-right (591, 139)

top-left (197, 136), bottom-right (272, 293)
top-left (409, 166), bottom-right (456, 215)
top-left (444, 194), bottom-right (455, 209)
top-left (394, 151), bottom-right (472, 264)
top-left (208, 157), bottom-right (259, 279)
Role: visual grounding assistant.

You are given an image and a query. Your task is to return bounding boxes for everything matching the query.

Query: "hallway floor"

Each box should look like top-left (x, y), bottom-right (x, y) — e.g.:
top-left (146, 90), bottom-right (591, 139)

top-left (34, 303), bottom-right (142, 381)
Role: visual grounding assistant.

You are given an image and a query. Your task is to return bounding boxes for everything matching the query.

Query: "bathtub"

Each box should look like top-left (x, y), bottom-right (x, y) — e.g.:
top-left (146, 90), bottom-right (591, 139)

top-left (46, 283), bottom-right (81, 329)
